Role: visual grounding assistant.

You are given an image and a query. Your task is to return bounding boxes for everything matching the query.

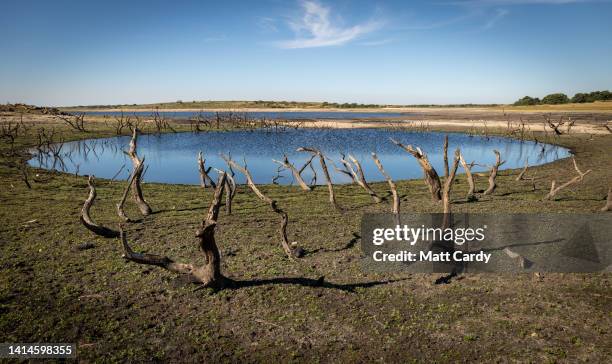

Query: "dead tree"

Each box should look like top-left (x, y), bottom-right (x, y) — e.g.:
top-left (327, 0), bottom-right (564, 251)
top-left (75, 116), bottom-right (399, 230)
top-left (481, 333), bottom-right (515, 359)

top-left (602, 187), bottom-right (612, 212)
top-left (116, 159), bottom-right (145, 222)
top-left (545, 116), bottom-right (566, 136)
top-left (57, 113), bottom-right (87, 132)
top-left (371, 153), bottom-right (400, 214)
top-left (516, 158), bottom-right (529, 181)
top-left (442, 149), bottom-right (461, 215)
top-left (123, 128), bottom-right (152, 215)
top-left (197, 151), bottom-right (216, 188)
top-left (297, 147), bottom-right (340, 210)
top-left (483, 150), bottom-right (505, 196)
top-left (338, 154), bottom-right (381, 203)
top-left (459, 152), bottom-right (476, 200)
top-left (298, 154), bottom-right (317, 186)
top-left (442, 149), bottom-right (461, 228)
top-left (272, 154), bottom-right (312, 191)
top-left (544, 158), bottom-right (592, 200)
top-left (222, 156), bottom-right (299, 259)
top-left (80, 175), bottom-right (120, 238)
top-left (214, 168), bottom-right (236, 214)
top-left (390, 138), bottom-right (442, 202)
top-left (121, 173), bottom-right (228, 287)
top-left (443, 135), bottom-right (449, 178)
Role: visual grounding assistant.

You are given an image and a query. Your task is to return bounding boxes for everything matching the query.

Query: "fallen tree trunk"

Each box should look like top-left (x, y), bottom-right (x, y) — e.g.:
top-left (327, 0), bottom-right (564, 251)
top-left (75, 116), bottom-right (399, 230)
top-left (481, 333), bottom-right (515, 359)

top-left (80, 175), bottom-right (120, 238)
top-left (121, 173), bottom-right (228, 287)
top-left (458, 152), bottom-right (476, 200)
top-left (390, 138), bottom-right (442, 202)
top-left (371, 152), bottom-right (400, 214)
top-left (483, 150), bottom-right (505, 195)
top-left (223, 156), bottom-right (299, 259)
top-left (297, 147), bottom-right (340, 210)
top-left (197, 151), bottom-right (216, 188)
top-left (124, 128), bottom-right (152, 215)
top-left (272, 154), bottom-right (311, 191)
top-left (602, 187), bottom-right (612, 212)
top-left (544, 158), bottom-right (592, 200)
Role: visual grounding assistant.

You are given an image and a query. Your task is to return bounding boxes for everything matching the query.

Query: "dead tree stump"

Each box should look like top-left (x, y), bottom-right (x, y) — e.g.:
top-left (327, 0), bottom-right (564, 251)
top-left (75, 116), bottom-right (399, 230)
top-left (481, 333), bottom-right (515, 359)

top-left (459, 152), bottom-right (476, 201)
top-left (80, 175), bottom-right (120, 238)
top-left (372, 152), bottom-right (400, 214)
top-left (123, 128), bottom-right (152, 215)
top-left (483, 150), bottom-right (505, 196)
top-left (390, 138), bottom-right (442, 202)
top-left (121, 173), bottom-right (229, 287)
top-left (297, 147), bottom-right (341, 210)
top-left (198, 151), bottom-right (216, 188)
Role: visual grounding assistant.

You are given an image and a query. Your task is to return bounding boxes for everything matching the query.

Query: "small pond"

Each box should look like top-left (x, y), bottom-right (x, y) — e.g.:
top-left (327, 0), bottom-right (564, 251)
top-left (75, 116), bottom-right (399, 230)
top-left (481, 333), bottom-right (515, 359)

top-left (29, 129), bottom-right (571, 185)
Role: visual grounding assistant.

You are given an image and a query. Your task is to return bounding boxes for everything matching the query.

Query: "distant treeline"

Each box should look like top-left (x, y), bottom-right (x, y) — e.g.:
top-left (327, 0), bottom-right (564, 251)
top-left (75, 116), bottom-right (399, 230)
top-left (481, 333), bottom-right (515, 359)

top-left (513, 90), bottom-right (612, 106)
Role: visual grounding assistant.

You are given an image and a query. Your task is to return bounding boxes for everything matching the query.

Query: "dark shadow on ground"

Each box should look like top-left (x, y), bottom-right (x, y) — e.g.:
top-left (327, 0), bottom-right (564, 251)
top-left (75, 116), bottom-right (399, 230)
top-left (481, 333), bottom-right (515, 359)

top-left (222, 276), bottom-right (404, 293)
top-left (304, 233), bottom-right (360, 256)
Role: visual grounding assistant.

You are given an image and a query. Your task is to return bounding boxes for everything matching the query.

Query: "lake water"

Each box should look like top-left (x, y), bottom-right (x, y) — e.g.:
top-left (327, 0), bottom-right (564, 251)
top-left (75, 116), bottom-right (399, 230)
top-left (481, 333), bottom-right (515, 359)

top-left (82, 110), bottom-right (410, 120)
top-left (29, 129), bottom-right (570, 185)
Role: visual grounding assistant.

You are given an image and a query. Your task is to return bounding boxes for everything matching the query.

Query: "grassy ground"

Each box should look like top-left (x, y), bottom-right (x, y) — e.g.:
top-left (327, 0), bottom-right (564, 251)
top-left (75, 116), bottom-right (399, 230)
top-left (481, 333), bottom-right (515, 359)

top-left (0, 113), bottom-right (611, 362)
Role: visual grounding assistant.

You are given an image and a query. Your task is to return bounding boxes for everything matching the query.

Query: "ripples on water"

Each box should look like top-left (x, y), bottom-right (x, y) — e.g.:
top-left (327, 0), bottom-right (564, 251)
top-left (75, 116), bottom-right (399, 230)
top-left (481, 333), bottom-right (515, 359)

top-left (29, 128), bottom-right (570, 185)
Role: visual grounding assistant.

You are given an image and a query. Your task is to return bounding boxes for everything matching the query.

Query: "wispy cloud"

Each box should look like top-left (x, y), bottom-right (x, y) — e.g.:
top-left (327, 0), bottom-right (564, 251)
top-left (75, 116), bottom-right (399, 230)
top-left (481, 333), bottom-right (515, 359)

top-left (276, 1), bottom-right (383, 49)
top-left (483, 8), bottom-right (509, 28)
top-left (257, 17), bottom-right (278, 32)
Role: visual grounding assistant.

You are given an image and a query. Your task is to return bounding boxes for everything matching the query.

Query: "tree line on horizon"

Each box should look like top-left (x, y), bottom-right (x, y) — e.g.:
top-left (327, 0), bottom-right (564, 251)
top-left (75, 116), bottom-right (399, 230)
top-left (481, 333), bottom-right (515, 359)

top-left (513, 90), bottom-right (612, 106)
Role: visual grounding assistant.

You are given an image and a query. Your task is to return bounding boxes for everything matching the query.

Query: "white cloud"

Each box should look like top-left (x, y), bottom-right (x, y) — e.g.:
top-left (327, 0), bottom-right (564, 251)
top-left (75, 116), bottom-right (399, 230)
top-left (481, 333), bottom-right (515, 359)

top-left (277, 1), bottom-right (382, 49)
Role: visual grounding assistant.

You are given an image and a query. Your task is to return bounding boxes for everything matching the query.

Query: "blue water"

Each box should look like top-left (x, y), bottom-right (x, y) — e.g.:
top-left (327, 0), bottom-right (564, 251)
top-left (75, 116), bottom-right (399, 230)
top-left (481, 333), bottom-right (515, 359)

top-left (82, 110), bottom-right (410, 120)
top-left (29, 129), bottom-right (570, 185)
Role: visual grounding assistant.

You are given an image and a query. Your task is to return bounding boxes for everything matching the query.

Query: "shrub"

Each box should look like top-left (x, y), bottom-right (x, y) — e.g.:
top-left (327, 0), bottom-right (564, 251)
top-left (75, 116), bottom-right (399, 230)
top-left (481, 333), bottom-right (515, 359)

top-left (541, 93), bottom-right (570, 104)
top-left (513, 96), bottom-right (540, 106)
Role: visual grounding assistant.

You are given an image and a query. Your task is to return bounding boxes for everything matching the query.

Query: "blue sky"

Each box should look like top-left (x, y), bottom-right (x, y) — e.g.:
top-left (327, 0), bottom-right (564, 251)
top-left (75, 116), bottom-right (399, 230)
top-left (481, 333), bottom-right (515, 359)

top-left (1, 0), bottom-right (611, 106)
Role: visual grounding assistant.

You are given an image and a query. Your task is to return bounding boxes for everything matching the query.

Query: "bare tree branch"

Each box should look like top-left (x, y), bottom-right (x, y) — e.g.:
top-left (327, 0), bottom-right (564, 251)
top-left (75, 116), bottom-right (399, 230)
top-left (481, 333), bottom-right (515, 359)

top-left (390, 138), bottom-right (442, 202)
top-left (197, 151), bottom-right (216, 189)
top-left (297, 147), bottom-right (341, 210)
top-left (371, 152), bottom-right (400, 214)
top-left (222, 155), bottom-right (299, 259)
top-left (80, 175), bottom-right (120, 238)
top-left (123, 128), bottom-right (152, 215)
top-left (121, 173), bottom-right (228, 287)
top-left (544, 158), bottom-right (592, 200)
top-left (483, 150), bottom-right (505, 195)
top-left (272, 154), bottom-right (311, 191)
